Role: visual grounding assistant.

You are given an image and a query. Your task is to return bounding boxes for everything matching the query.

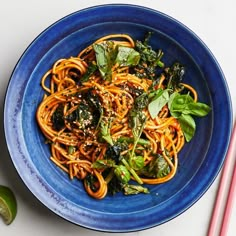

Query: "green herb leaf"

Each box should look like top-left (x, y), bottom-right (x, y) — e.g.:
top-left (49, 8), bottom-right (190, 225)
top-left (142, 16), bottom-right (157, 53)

top-left (129, 111), bottom-right (146, 140)
top-left (138, 154), bottom-right (170, 178)
top-left (169, 92), bottom-right (211, 117)
top-left (115, 46), bottom-right (140, 66)
top-left (117, 137), bottom-right (150, 146)
top-left (178, 114), bottom-right (196, 142)
top-left (156, 154), bottom-right (171, 178)
top-left (121, 158), bottom-right (143, 184)
top-left (93, 41), bottom-right (117, 80)
top-left (123, 184), bottom-right (149, 195)
top-left (128, 93), bottom-right (148, 165)
top-left (107, 175), bottom-right (123, 195)
top-left (68, 146), bottom-right (76, 155)
top-left (168, 92), bottom-right (211, 142)
top-left (169, 93), bottom-right (194, 117)
top-left (167, 92), bottom-right (179, 116)
top-left (129, 155), bottom-right (145, 171)
top-left (182, 102), bottom-right (211, 117)
top-left (114, 165), bottom-right (131, 184)
top-left (93, 42), bottom-right (141, 81)
top-left (92, 159), bottom-right (117, 169)
top-left (100, 119), bottom-right (114, 146)
top-left (148, 89), bottom-right (169, 119)
top-left (85, 174), bottom-right (98, 192)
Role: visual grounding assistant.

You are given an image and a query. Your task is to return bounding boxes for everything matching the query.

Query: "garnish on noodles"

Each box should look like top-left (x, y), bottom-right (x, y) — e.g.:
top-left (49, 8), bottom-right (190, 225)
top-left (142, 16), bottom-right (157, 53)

top-left (36, 33), bottom-right (211, 199)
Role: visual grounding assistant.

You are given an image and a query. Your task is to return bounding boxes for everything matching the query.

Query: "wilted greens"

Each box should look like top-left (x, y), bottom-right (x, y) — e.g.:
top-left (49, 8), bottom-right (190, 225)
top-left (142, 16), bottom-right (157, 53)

top-left (42, 33), bottom-right (211, 199)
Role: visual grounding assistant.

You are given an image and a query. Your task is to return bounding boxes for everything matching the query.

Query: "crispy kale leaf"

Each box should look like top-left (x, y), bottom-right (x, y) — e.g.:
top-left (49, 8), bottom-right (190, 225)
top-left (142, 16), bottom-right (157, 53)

top-left (52, 105), bottom-right (65, 131)
top-left (134, 32), bottom-right (164, 80)
top-left (165, 62), bottom-right (185, 91)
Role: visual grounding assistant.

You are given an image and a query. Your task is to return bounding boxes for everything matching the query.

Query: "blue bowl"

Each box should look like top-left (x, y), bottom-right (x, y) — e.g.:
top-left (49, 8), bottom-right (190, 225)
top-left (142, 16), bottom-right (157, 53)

top-left (4, 4), bottom-right (232, 232)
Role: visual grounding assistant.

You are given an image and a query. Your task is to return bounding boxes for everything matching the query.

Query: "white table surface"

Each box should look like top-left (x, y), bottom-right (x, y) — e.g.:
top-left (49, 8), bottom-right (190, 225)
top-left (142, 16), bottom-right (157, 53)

top-left (0, 1), bottom-right (235, 235)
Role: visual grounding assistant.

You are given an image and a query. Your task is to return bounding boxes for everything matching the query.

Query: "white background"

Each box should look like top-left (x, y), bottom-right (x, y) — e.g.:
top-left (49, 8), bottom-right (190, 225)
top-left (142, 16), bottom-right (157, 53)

top-left (0, 1), bottom-right (235, 236)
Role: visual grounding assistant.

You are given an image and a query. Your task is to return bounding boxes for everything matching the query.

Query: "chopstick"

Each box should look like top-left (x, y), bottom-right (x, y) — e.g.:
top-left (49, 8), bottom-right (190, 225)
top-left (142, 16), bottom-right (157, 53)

top-left (220, 151), bottom-right (236, 235)
top-left (208, 121), bottom-right (236, 236)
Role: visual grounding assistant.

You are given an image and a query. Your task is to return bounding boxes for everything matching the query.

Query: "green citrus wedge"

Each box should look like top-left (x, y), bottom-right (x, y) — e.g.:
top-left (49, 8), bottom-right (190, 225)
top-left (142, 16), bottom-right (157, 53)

top-left (0, 185), bottom-right (17, 225)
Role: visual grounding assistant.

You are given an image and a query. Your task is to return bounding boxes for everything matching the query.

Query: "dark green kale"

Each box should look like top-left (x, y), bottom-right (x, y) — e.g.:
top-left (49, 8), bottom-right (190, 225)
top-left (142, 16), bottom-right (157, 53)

top-left (52, 104), bottom-right (65, 131)
top-left (134, 32), bottom-right (164, 80)
top-left (128, 93), bottom-right (148, 159)
top-left (165, 62), bottom-right (185, 91)
top-left (105, 142), bottom-right (127, 164)
top-left (107, 175), bottom-right (123, 195)
top-left (65, 89), bottom-right (103, 130)
top-left (84, 174), bottom-right (99, 192)
top-left (138, 154), bottom-right (171, 178)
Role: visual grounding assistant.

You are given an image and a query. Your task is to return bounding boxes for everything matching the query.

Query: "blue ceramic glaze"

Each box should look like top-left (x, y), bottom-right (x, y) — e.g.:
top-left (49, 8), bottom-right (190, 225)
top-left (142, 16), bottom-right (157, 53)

top-left (4, 4), bottom-right (232, 232)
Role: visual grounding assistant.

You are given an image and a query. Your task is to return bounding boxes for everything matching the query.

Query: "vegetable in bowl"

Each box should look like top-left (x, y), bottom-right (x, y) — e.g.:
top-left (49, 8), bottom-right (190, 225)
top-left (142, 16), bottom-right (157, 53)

top-left (36, 33), bottom-right (211, 199)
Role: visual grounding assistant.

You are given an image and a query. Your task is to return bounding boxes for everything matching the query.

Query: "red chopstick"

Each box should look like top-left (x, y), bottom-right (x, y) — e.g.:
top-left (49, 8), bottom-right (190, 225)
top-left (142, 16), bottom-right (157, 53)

top-left (208, 121), bottom-right (236, 236)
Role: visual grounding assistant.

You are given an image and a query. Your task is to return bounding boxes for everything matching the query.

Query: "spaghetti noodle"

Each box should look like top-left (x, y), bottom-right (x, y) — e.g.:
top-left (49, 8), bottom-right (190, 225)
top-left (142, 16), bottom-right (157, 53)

top-left (36, 34), bottom-right (210, 199)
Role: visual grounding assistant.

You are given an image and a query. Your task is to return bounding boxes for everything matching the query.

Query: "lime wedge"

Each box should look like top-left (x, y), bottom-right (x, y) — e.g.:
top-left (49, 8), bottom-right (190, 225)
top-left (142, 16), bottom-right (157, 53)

top-left (0, 185), bottom-right (17, 225)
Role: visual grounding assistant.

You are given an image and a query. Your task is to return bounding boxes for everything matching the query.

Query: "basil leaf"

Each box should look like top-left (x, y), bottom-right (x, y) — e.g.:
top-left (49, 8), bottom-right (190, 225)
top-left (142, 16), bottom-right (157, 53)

top-left (148, 88), bottom-right (163, 100)
top-left (169, 93), bottom-right (211, 117)
top-left (93, 41), bottom-right (117, 80)
top-left (148, 89), bottom-right (169, 119)
top-left (93, 43), bottom-right (140, 80)
top-left (169, 93), bottom-right (194, 114)
top-left (183, 102), bottom-right (211, 117)
top-left (115, 46), bottom-right (140, 66)
top-left (168, 92), bottom-right (180, 117)
top-left (178, 114), bottom-right (196, 142)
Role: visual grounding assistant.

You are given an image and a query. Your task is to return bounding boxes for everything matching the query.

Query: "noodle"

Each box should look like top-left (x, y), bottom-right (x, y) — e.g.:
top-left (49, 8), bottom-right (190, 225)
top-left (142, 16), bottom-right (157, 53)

top-left (36, 34), bottom-right (201, 199)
